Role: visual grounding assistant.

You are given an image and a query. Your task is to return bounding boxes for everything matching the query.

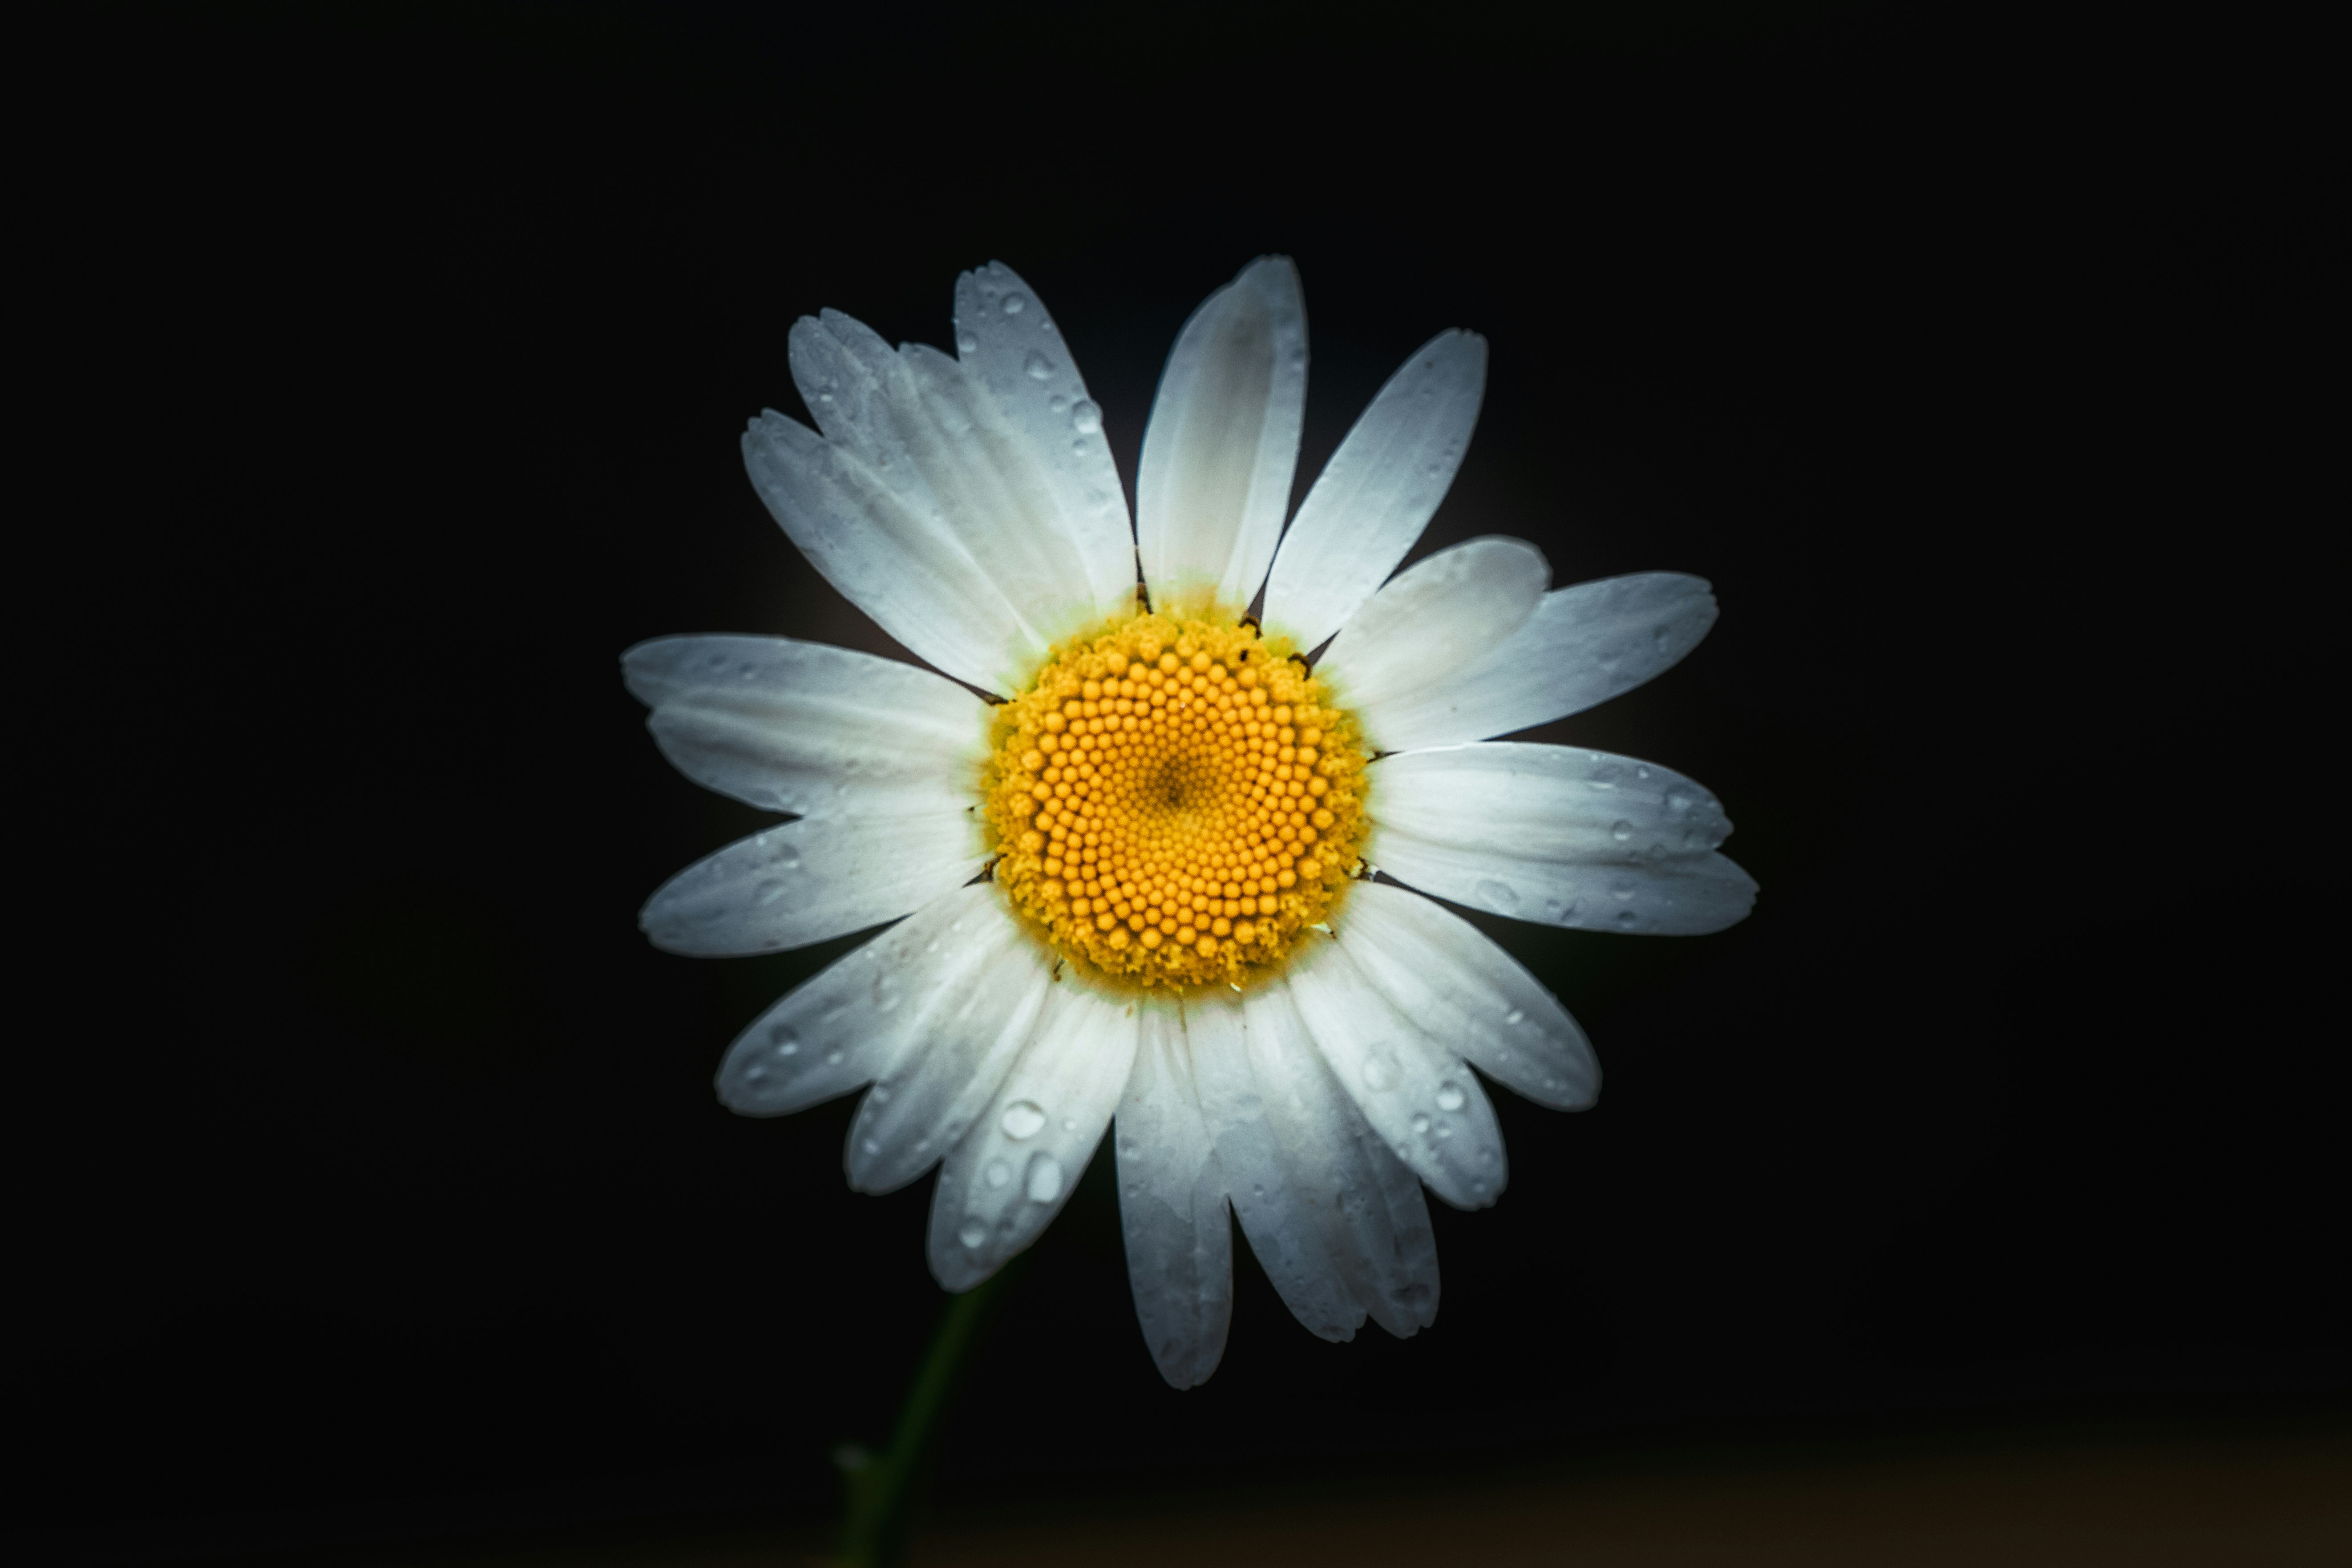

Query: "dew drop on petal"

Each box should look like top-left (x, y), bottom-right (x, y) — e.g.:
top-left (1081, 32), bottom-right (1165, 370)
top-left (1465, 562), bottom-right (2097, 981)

top-left (1001, 292), bottom-right (1026, 315)
top-left (1023, 350), bottom-right (1055, 380)
top-left (1435, 1082), bottom-right (1467, 1112)
top-left (1024, 1152), bottom-right (1064, 1203)
top-left (1475, 878), bottom-right (1520, 913)
top-left (957, 331), bottom-right (978, 354)
top-left (1410, 1113), bottom-right (1432, 1135)
top-left (1000, 1100), bottom-right (1047, 1140)
top-left (1615, 909), bottom-right (1640, 929)
top-left (1070, 398), bottom-right (1102, 434)
top-left (1360, 1053), bottom-right (1398, 1092)
top-left (1610, 820), bottom-right (1633, 842)
top-left (958, 1217), bottom-right (986, 1249)
top-left (984, 1158), bottom-right (1012, 1190)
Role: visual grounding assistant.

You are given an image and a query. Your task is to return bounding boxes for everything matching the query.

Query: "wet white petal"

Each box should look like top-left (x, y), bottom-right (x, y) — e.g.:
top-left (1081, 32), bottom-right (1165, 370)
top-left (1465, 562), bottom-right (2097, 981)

top-left (714, 884), bottom-right (1010, 1116)
top-left (1261, 330), bottom-right (1487, 654)
top-left (742, 410), bottom-right (1038, 693)
top-left (788, 309), bottom-right (1110, 655)
top-left (623, 634), bottom-right (986, 817)
top-left (1286, 939), bottom-right (1507, 1211)
top-left (929, 982), bottom-right (1141, 1291)
top-left (1358, 571), bottom-right (1719, 750)
top-left (1333, 880), bottom-right (1599, 1111)
top-left (1317, 537), bottom-right (1548, 723)
top-left (843, 905), bottom-right (1055, 1193)
top-left (1115, 1004), bottom-right (1233, 1389)
top-left (1180, 989), bottom-right (1364, 1342)
top-left (1369, 743), bottom-right (1757, 934)
top-left (953, 261), bottom-right (1137, 616)
top-left (1239, 979), bottom-right (1441, 1336)
top-left (1136, 256), bottom-right (1307, 615)
top-left (639, 812), bottom-right (984, 957)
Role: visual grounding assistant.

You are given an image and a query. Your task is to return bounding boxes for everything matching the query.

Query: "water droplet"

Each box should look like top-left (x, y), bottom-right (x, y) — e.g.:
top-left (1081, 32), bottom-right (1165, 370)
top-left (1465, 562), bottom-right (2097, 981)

top-left (1610, 875), bottom-right (1638, 899)
top-left (999, 1100), bottom-right (1047, 1140)
top-left (984, 1158), bottom-right (1012, 1190)
top-left (956, 330), bottom-right (978, 354)
top-left (1070, 398), bottom-right (1102, 434)
top-left (1435, 1082), bottom-right (1467, 1112)
top-left (1474, 877), bottom-right (1520, 912)
top-left (1614, 909), bottom-right (1639, 929)
top-left (1118, 1138), bottom-right (1140, 1159)
top-left (1001, 292), bottom-right (1026, 315)
top-left (744, 1064), bottom-right (768, 1083)
top-left (1503, 1009), bottom-right (1525, 1027)
top-left (768, 1026), bottom-right (800, 1054)
top-left (869, 1085), bottom-right (890, 1105)
top-left (861, 1136), bottom-right (880, 1155)
top-left (1610, 820), bottom-right (1633, 842)
top-left (958, 1218), bottom-right (986, 1249)
top-left (1024, 1152), bottom-right (1064, 1203)
top-left (1410, 1113), bottom-right (1432, 1135)
top-left (824, 1047), bottom-right (847, 1067)
top-left (1023, 349), bottom-right (1055, 380)
top-left (1360, 1053), bottom-right (1398, 1091)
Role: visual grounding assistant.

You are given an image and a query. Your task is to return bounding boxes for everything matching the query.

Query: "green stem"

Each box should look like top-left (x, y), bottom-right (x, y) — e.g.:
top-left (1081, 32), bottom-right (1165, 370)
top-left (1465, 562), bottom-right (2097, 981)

top-left (833, 1260), bottom-right (1023, 1568)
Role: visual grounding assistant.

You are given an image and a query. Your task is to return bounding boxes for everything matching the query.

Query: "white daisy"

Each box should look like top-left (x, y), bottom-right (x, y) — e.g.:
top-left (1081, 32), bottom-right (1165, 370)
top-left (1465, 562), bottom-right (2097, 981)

top-left (626, 257), bottom-right (1754, 1388)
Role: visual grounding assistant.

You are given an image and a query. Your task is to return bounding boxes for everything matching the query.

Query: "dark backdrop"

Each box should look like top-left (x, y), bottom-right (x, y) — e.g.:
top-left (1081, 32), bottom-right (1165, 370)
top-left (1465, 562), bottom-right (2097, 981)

top-left (15, 2), bottom-right (2336, 1561)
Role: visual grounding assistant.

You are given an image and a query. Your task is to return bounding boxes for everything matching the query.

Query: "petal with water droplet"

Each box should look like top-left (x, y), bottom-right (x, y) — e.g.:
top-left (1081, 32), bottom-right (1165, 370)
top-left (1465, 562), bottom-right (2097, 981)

top-left (1366, 743), bottom-right (1755, 935)
top-left (1262, 330), bottom-right (1487, 654)
top-left (926, 982), bottom-right (1140, 1291)
top-left (624, 634), bottom-right (987, 818)
top-left (1115, 1003), bottom-right (1233, 1389)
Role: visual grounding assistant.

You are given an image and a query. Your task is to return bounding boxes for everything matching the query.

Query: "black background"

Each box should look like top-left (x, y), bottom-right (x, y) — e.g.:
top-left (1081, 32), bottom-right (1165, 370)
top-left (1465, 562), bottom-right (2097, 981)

top-left (15, 1), bottom-right (2337, 1560)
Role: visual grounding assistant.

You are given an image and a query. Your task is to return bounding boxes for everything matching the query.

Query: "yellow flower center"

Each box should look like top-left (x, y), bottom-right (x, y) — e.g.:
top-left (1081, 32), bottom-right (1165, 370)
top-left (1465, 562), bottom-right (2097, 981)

top-left (984, 610), bottom-right (1369, 990)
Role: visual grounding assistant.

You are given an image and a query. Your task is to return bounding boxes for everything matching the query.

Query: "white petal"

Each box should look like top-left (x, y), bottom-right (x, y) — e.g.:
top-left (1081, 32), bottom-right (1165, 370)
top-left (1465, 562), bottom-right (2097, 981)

top-left (1368, 743), bottom-right (1757, 934)
top-left (623, 635), bottom-right (986, 817)
top-left (1135, 256), bottom-right (1307, 616)
top-left (1357, 571), bottom-right (1719, 751)
top-left (1285, 938), bottom-right (1508, 1210)
top-left (742, 410), bottom-right (1039, 694)
top-left (953, 262), bottom-right (1137, 616)
top-left (640, 811), bottom-right (985, 957)
top-left (1261, 331), bottom-right (1487, 653)
top-left (1315, 537), bottom-right (1548, 723)
top-left (928, 981), bottom-right (1141, 1291)
top-left (1180, 988), bottom-right (1364, 1343)
top-left (1115, 1004), bottom-right (1233, 1389)
top-left (714, 883), bottom-right (1009, 1116)
top-left (1334, 880), bottom-right (1599, 1111)
top-left (1240, 979), bottom-right (1441, 1336)
top-left (843, 899), bottom-right (1055, 1193)
top-left (789, 310), bottom-right (1107, 653)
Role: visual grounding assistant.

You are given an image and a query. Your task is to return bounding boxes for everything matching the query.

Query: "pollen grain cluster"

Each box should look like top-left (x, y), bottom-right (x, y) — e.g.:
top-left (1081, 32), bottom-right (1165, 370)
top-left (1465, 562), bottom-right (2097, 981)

top-left (984, 612), bottom-right (1368, 990)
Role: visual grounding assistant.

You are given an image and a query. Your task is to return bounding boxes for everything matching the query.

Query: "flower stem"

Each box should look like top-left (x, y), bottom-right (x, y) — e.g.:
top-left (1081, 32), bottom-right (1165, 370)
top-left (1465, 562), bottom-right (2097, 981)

top-left (832, 1259), bottom-right (1024, 1568)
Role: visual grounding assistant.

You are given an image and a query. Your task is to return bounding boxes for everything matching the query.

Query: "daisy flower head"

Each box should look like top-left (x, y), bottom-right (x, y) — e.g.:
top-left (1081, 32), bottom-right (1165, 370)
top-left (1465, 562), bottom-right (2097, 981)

top-left (626, 258), bottom-right (1755, 1388)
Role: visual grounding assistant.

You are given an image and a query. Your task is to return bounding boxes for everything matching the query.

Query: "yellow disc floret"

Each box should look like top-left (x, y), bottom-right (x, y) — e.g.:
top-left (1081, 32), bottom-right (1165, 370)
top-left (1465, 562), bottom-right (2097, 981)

top-left (983, 610), bottom-right (1369, 991)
